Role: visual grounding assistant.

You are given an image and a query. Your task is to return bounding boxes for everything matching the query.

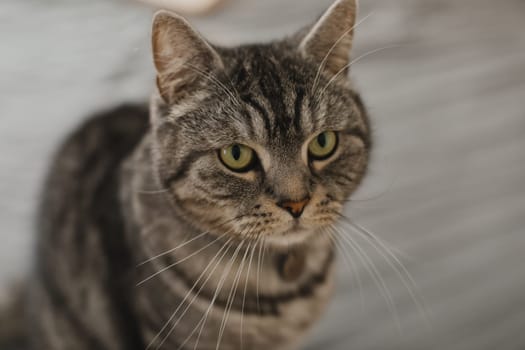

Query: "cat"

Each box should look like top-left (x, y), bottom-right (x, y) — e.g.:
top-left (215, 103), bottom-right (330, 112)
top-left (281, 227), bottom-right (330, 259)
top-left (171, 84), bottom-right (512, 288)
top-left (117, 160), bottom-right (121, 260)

top-left (5, 0), bottom-right (371, 348)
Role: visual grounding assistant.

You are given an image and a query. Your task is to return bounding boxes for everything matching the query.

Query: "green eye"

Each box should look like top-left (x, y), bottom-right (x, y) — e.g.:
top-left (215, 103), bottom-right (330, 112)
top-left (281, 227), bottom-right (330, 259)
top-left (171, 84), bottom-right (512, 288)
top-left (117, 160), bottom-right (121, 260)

top-left (219, 144), bottom-right (255, 172)
top-left (308, 131), bottom-right (338, 160)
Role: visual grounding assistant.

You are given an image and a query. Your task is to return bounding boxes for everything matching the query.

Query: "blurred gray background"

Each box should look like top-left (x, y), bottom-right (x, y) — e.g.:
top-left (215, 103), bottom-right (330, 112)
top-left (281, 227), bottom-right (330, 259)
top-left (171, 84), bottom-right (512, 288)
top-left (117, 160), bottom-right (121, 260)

top-left (1, 0), bottom-right (525, 349)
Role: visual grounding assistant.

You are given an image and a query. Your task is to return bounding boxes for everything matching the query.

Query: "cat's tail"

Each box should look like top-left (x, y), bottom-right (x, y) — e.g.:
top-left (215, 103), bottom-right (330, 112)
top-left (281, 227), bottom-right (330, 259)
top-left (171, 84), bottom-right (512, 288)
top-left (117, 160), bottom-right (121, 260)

top-left (0, 281), bottom-right (27, 349)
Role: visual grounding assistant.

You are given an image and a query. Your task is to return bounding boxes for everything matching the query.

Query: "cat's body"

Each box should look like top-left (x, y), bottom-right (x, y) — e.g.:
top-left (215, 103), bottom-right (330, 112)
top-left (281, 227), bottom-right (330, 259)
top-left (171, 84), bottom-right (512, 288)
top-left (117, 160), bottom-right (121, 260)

top-left (28, 105), bottom-right (150, 350)
top-left (29, 104), bottom-right (335, 349)
top-left (17, 0), bottom-right (371, 349)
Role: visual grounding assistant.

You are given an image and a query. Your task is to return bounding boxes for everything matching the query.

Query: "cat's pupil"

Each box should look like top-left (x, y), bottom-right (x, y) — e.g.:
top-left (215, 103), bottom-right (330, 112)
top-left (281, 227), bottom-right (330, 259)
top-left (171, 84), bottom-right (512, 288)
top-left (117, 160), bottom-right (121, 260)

top-left (232, 145), bottom-right (241, 160)
top-left (318, 133), bottom-right (327, 148)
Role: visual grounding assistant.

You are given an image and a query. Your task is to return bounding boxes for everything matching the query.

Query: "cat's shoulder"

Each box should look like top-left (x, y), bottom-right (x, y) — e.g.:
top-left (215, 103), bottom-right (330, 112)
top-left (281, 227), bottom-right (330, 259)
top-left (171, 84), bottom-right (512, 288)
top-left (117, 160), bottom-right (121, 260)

top-left (49, 103), bottom-right (149, 173)
top-left (40, 103), bottom-right (150, 215)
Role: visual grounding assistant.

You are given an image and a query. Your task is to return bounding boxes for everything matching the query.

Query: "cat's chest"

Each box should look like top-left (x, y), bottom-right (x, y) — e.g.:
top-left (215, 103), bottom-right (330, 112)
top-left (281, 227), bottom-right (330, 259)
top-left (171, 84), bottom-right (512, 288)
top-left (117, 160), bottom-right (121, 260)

top-left (134, 234), bottom-right (335, 350)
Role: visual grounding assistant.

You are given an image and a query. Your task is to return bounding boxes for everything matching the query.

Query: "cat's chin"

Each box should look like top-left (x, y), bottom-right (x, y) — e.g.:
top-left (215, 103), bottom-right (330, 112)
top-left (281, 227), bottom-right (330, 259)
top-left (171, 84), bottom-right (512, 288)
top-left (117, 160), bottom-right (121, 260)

top-left (262, 225), bottom-right (320, 249)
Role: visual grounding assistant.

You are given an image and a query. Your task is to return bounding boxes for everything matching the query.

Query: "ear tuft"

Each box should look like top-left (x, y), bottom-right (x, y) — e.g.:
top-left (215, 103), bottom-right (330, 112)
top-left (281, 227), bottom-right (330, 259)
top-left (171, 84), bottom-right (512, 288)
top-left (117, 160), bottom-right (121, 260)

top-left (299, 0), bottom-right (357, 76)
top-left (151, 10), bottom-right (223, 103)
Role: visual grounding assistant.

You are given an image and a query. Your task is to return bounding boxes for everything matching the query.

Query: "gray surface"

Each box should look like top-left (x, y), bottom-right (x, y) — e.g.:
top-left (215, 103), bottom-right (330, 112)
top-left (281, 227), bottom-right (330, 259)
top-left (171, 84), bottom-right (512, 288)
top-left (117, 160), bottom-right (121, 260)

top-left (2, 0), bottom-right (525, 349)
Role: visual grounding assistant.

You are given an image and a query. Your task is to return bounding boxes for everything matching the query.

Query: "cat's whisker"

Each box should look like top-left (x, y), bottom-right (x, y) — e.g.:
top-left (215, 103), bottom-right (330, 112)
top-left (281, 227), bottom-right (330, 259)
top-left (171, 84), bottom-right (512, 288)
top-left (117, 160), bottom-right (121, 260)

top-left (318, 44), bottom-right (403, 99)
top-left (334, 212), bottom-right (407, 259)
top-left (240, 236), bottom-right (260, 349)
top-left (215, 224), bottom-right (261, 350)
top-left (338, 219), bottom-right (430, 326)
top-left (341, 218), bottom-right (408, 267)
top-left (256, 235), bottom-right (265, 313)
top-left (137, 229), bottom-right (232, 286)
top-left (260, 237), bottom-right (269, 310)
top-left (190, 317), bottom-right (207, 350)
top-left (332, 211), bottom-right (425, 319)
top-left (173, 241), bottom-right (243, 350)
top-left (189, 238), bottom-right (248, 350)
top-left (146, 236), bottom-right (234, 350)
top-left (137, 230), bottom-right (211, 267)
top-left (324, 226), bottom-right (365, 311)
top-left (137, 215), bottom-right (245, 267)
top-left (216, 240), bottom-right (251, 350)
top-left (189, 242), bottom-right (242, 350)
top-left (311, 11), bottom-right (375, 96)
top-left (179, 239), bottom-right (247, 350)
top-left (175, 225), bottom-right (256, 350)
top-left (168, 239), bottom-right (246, 350)
top-left (331, 225), bottom-right (401, 332)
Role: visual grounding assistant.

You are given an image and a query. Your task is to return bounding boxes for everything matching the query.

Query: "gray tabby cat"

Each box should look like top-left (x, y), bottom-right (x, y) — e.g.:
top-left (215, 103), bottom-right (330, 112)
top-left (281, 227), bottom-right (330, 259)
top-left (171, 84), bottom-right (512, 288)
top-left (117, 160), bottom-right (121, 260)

top-left (17, 0), bottom-right (371, 349)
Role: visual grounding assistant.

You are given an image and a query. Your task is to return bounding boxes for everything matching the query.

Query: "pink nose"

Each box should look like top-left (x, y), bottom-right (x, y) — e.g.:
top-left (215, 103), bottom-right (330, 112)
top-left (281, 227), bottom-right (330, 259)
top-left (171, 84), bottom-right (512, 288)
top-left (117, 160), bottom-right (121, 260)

top-left (277, 197), bottom-right (310, 218)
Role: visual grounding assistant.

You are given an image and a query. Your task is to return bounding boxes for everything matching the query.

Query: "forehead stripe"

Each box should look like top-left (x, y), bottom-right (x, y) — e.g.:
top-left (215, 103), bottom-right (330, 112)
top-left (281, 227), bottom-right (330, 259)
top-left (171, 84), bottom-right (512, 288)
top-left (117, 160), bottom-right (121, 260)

top-left (240, 93), bottom-right (272, 138)
top-left (293, 86), bottom-right (306, 132)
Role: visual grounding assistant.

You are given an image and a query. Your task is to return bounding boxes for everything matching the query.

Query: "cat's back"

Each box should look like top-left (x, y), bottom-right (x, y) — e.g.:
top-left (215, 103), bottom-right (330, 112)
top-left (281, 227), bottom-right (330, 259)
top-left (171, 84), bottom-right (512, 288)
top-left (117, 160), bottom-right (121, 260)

top-left (29, 104), bottom-right (149, 350)
top-left (38, 104), bottom-right (149, 237)
top-left (47, 104), bottom-right (148, 178)
top-left (40, 103), bottom-right (149, 225)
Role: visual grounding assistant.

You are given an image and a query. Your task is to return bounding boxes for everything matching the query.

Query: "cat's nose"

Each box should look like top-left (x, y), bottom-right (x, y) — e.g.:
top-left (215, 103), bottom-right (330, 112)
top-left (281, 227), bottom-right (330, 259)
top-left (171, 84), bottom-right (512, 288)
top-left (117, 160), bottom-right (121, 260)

top-left (277, 197), bottom-right (310, 218)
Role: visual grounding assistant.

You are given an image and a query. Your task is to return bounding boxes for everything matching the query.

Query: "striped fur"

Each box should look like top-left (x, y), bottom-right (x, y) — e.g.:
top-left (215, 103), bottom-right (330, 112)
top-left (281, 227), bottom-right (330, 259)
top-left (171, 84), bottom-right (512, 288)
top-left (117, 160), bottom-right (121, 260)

top-left (25, 0), bottom-right (371, 349)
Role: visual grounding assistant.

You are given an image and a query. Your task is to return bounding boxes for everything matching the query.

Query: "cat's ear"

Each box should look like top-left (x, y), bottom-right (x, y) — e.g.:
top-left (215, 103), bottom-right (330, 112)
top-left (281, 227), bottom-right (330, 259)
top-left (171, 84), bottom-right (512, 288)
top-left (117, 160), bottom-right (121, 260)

top-left (298, 0), bottom-right (357, 76)
top-left (152, 10), bottom-right (223, 103)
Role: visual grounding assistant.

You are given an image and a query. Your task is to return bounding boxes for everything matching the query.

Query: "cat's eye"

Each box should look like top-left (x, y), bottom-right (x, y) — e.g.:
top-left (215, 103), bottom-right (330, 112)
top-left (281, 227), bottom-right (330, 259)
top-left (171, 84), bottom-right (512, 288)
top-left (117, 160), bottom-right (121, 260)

top-left (308, 131), bottom-right (338, 160)
top-left (219, 144), bottom-right (255, 172)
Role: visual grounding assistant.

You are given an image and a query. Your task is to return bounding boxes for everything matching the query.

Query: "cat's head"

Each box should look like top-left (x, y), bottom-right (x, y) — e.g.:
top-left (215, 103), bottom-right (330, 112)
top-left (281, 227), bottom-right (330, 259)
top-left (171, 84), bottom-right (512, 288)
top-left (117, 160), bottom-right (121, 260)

top-left (149, 0), bottom-right (370, 248)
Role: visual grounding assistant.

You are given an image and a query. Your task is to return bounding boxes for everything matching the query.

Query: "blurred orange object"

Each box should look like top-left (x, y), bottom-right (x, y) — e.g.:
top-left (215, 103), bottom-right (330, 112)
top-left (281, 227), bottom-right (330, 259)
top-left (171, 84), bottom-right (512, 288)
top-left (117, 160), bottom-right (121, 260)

top-left (137, 0), bottom-right (228, 15)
